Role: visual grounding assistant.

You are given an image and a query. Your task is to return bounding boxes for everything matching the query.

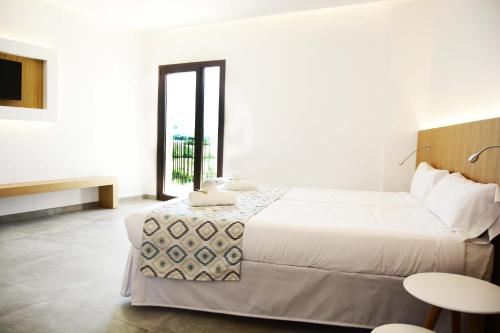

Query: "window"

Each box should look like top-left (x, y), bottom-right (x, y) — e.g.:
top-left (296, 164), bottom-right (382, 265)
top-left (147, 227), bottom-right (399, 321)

top-left (157, 60), bottom-right (225, 200)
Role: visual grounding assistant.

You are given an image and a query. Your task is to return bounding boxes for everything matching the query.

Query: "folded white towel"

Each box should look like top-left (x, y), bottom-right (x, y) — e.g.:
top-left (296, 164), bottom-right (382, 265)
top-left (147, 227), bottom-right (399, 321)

top-left (224, 179), bottom-right (257, 191)
top-left (211, 177), bottom-right (226, 186)
top-left (200, 180), bottom-right (218, 192)
top-left (188, 191), bottom-right (236, 206)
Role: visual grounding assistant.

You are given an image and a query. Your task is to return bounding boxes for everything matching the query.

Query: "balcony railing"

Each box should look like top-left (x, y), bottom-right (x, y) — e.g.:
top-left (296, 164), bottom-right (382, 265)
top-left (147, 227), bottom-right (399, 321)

top-left (171, 135), bottom-right (216, 185)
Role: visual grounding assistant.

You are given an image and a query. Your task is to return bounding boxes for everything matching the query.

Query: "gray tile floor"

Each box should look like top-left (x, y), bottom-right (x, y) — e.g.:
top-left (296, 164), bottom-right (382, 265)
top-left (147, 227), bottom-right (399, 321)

top-left (0, 199), bottom-right (368, 333)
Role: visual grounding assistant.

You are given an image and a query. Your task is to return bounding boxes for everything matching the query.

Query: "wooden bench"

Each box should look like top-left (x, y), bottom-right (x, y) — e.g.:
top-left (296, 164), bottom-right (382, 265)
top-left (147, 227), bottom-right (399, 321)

top-left (0, 177), bottom-right (118, 208)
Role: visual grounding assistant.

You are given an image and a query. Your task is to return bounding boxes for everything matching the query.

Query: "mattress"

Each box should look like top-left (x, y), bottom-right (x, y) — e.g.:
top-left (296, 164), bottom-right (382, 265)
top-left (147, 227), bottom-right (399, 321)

top-left (125, 188), bottom-right (493, 278)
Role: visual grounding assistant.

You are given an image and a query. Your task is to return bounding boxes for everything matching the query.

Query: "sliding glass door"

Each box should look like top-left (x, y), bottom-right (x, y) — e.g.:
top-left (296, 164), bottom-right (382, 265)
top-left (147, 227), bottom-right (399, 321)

top-left (157, 61), bottom-right (225, 200)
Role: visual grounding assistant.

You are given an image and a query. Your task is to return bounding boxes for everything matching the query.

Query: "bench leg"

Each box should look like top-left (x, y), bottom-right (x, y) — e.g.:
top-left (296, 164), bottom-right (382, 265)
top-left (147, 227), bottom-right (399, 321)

top-left (98, 184), bottom-right (118, 208)
top-left (424, 305), bottom-right (442, 329)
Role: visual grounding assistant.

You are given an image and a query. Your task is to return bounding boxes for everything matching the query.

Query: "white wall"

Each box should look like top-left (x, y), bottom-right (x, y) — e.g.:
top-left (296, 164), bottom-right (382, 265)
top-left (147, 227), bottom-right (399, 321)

top-left (381, 0), bottom-right (500, 190)
top-left (0, 0), bottom-right (149, 215)
top-left (380, 0), bottom-right (435, 191)
top-left (423, 0), bottom-right (500, 129)
top-left (2, 0), bottom-right (500, 215)
top-left (144, 3), bottom-right (394, 192)
top-left (142, 0), bottom-right (500, 194)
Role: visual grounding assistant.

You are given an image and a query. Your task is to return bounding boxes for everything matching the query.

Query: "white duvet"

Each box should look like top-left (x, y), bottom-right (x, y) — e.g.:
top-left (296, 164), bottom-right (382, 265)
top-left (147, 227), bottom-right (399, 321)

top-left (125, 188), bottom-right (469, 277)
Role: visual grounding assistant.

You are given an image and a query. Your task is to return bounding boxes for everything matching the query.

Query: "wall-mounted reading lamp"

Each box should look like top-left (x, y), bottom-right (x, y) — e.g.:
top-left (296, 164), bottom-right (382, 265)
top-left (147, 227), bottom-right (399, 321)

top-left (399, 145), bottom-right (431, 166)
top-left (468, 145), bottom-right (500, 163)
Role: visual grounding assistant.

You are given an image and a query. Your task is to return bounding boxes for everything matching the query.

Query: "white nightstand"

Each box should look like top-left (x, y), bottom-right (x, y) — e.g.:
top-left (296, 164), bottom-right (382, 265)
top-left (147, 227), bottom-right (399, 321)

top-left (404, 272), bottom-right (500, 333)
top-left (372, 323), bottom-right (435, 333)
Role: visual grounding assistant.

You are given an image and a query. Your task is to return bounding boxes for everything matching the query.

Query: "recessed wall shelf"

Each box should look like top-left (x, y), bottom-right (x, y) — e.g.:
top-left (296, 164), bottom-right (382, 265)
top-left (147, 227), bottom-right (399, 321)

top-left (0, 37), bottom-right (57, 121)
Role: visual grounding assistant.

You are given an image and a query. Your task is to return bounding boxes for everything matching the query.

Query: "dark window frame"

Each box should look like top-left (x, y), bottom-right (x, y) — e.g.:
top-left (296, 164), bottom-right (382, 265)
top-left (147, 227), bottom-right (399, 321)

top-left (156, 60), bottom-right (226, 201)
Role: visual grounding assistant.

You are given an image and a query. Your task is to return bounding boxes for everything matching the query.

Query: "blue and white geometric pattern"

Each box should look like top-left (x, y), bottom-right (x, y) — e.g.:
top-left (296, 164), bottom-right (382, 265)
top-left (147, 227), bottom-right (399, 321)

top-left (166, 245), bottom-right (187, 263)
top-left (141, 241), bottom-right (159, 260)
top-left (143, 218), bottom-right (160, 236)
top-left (139, 187), bottom-right (288, 281)
top-left (224, 245), bottom-right (242, 265)
top-left (194, 246), bottom-right (216, 265)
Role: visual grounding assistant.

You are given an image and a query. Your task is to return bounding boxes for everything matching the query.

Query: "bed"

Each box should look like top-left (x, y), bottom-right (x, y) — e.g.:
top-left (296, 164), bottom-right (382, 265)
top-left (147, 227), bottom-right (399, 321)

top-left (121, 188), bottom-right (493, 329)
top-left (121, 118), bottom-right (500, 331)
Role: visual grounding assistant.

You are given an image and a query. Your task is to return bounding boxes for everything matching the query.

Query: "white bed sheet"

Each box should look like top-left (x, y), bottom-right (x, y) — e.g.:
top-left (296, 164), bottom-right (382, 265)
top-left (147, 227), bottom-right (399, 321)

top-left (281, 187), bottom-right (422, 206)
top-left (125, 189), bottom-right (490, 277)
top-left (244, 198), bottom-right (465, 276)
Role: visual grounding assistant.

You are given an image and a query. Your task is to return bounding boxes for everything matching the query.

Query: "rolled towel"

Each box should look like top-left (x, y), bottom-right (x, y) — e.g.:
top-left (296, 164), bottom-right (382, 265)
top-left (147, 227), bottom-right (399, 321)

top-left (224, 179), bottom-right (257, 191)
top-left (211, 177), bottom-right (226, 186)
top-left (200, 180), bottom-right (218, 192)
top-left (188, 191), bottom-right (236, 207)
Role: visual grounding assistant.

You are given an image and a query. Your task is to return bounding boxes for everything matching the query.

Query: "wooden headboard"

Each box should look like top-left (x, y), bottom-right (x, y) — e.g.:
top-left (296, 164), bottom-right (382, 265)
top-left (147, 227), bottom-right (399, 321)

top-left (416, 117), bottom-right (500, 184)
top-left (416, 117), bottom-right (500, 331)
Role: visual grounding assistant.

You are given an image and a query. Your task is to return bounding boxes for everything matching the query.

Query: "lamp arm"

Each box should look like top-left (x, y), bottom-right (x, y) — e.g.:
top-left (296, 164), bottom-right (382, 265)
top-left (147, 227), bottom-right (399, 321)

top-left (476, 145), bottom-right (500, 156)
top-left (469, 145), bottom-right (500, 163)
top-left (399, 145), bottom-right (431, 166)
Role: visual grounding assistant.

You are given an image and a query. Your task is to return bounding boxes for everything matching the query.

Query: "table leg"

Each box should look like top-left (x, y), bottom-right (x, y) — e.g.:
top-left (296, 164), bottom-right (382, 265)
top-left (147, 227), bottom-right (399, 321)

top-left (469, 314), bottom-right (483, 333)
top-left (424, 305), bottom-right (442, 329)
top-left (451, 311), bottom-right (461, 333)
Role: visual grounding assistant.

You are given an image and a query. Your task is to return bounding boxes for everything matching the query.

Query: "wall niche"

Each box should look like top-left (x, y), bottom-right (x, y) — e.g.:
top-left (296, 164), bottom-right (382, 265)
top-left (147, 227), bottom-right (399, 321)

top-left (0, 52), bottom-right (44, 109)
top-left (0, 38), bottom-right (57, 121)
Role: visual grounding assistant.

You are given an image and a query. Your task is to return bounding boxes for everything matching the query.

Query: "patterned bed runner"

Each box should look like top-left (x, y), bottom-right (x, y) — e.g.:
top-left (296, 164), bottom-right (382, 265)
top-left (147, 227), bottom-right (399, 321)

top-left (140, 187), bottom-right (287, 281)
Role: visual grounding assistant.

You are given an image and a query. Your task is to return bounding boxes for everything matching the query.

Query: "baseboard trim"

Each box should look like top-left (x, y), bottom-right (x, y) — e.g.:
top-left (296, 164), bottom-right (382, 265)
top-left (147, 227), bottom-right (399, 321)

top-left (0, 194), bottom-right (158, 223)
top-left (119, 194), bottom-right (157, 202)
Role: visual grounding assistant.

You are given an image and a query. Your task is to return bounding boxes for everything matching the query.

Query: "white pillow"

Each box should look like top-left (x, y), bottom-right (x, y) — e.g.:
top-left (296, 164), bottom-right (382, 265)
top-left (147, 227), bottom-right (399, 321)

top-left (424, 173), bottom-right (500, 240)
top-left (410, 162), bottom-right (449, 201)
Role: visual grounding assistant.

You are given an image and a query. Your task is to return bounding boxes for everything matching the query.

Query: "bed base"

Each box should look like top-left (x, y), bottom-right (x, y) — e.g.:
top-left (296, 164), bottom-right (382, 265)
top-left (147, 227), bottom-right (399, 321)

top-left (122, 248), bottom-right (457, 332)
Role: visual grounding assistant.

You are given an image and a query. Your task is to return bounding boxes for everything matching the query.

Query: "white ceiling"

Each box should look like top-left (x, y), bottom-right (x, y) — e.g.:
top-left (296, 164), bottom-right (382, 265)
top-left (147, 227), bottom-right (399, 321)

top-left (42, 0), bottom-right (386, 31)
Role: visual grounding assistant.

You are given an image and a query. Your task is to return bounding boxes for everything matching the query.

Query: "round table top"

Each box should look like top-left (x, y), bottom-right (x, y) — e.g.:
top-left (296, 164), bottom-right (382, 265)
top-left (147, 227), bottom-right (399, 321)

top-left (404, 272), bottom-right (500, 314)
top-left (372, 324), bottom-right (435, 333)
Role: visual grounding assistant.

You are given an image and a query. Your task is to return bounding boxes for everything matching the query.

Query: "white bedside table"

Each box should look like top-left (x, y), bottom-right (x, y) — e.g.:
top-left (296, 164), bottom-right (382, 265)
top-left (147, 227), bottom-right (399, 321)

top-left (372, 323), bottom-right (435, 333)
top-left (404, 272), bottom-right (500, 333)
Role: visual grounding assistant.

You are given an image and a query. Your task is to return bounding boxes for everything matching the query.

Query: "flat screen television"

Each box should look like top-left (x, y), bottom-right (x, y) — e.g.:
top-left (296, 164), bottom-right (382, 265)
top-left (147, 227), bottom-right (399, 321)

top-left (0, 59), bottom-right (22, 100)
